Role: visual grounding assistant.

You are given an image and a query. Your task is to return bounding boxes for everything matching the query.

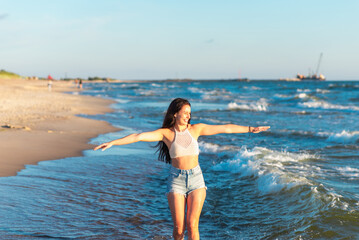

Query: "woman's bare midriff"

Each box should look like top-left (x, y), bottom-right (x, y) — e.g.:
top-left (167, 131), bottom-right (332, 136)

top-left (171, 155), bottom-right (199, 170)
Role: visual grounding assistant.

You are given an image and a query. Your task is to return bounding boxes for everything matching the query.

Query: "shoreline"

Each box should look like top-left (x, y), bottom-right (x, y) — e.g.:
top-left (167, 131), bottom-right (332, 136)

top-left (0, 78), bottom-right (120, 177)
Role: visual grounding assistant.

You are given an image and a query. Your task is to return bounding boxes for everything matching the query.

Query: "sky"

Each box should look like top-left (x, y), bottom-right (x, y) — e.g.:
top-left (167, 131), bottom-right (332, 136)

top-left (1, 0), bottom-right (359, 80)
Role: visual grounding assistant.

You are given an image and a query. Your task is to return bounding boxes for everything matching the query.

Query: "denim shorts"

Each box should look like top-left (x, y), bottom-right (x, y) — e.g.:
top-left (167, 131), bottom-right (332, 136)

top-left (166, 165), bottom-right (207, 197)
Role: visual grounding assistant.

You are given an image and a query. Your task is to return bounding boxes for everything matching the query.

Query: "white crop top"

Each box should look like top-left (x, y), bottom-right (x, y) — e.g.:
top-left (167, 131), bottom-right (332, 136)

top-left (169, 128), bottom-right (199, 158)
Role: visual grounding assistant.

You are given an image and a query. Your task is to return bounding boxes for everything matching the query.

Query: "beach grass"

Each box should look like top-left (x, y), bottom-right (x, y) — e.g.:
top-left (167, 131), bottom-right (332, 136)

top-left (0, 69), bottom-right (22, 79)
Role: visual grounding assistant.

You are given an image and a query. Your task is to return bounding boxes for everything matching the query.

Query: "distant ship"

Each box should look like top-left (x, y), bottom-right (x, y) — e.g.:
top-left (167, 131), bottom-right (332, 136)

top-left (296, 73), bottom-right (326, 81)
top-left (296, 53), bottom-right (326, 81)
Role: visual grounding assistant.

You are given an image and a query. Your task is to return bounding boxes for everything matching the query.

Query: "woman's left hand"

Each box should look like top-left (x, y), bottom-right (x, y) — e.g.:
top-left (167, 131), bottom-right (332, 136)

top-left (251, 126), bottom-right (270, 133)
top-left (93, 142), bottom-right (113, 151)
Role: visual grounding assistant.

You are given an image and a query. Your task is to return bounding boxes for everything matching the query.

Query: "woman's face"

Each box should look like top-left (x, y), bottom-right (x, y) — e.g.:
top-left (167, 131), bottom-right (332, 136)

top-left (174, 104), bottom-right (191, 126)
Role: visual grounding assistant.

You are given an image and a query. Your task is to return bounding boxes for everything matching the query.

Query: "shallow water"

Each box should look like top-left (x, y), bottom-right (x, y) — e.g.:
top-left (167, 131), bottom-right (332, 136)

top-left (1, 80), bottom-right (359, 239)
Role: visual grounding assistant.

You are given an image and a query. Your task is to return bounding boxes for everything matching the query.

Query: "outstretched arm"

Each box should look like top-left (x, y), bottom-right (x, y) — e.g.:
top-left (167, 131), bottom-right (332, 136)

top-left (93, 129), bottom-right (164, 151)
top-left (196, 123), bottom-right (270, 136)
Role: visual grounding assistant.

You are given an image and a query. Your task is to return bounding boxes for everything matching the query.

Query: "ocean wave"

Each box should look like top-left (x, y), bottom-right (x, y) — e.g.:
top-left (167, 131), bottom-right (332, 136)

top-left (135, 89), bottom-right (158, 96)
top-left (326, 130), bottom-right (359, 144)
top-left (275, 129), bottom-right (320, 139)
top-left (335, 166), bottom-right (359, 178)
top-left (203, 118), bottom-right (230, 124)
top-left (212, 147), bottom-right (318, 194)
top-left (311, 185), bottom-right (350, 211)
top-left (115, 98), bottom-right (130, 104)
top-left (188, 87), bottom-right (202, 94)
top-left (295, 93), bottom-right (321, 101)
top-left (189, 87), bottom-right (232, 100)
top-left (327, 192), bottom-right (349, 210)
top-left (278, 130), bottom-right (359, 144)
top-left (316, 88), bottom-right (330, 94)
top-left (297, 89), bottom-right (311, 93)
top-left (293, 110), bottom-right (311, 115)
top-left (203, 91), bottom-right (232, 100)
top-left (299, 100), bottom-right (359, 112)
top-left (274, 93), bottom-right (317, 102)
top-left (329, 83), bottom-right (359, 89)
top-left (167, 84), bottom-right (179, 88)
top-left (120, 83), bottom-right (140, 89)
top-left (199, 141), bottom-right (240, 154)
top-left (228, 98), bottom-right (268, 111)
top-left (243, 86), bottom-right (262, 90)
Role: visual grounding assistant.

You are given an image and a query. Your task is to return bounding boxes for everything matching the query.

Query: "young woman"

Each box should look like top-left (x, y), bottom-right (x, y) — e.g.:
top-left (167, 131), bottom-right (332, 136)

top-left (94, 98), bottom-right (270, 240)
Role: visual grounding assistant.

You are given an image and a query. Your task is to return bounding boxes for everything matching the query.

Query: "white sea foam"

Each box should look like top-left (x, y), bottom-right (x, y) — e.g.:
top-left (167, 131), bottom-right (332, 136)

top-left (299, 100), bottom-right (359, 111)
top-left (204, 118), bottom-right (229, 124)
top-left (327, 130), bottom-right (359, 144)
top-left (335, 166), bottom-right (359, 178)
top-left (301, 167), bottom-right (352, 210)
top-left (199, 142), bottom-right (221, 153)
top-left (327, 192), bottom-right (349, 210)
top-left (297, 89), bottom-right (311, 93)
top-left (316, 88), bottom-right (330, 94)
top-left (296, 93), bottom-right (309, 99)
top-left (168, 84), bottom-right (179, 88)
top-left (243, 86), bottom-right (262, 90)
top-left (203, 89), bottom-right (232, 100)
top-left (273, 94), bottom-right (292, 100)
top-left (115, 98), bottom-right (130, 104)
top-left (308, 130), bottom-right (359, 144)
top-left (188, 87), bottom-right (202, 94)
top-left (120, 83), bottom-right (139, 88)
top-left (295, 93), bottom-right (320, 101)
top-left (316, 131), bottom-right (331, 138)
top-left (135, 89), bottom-right (157, 96)
top-left (212, 147), bottom-right (318, 194)
top-left (311, 186), bottom-right (319, 194)
top-left (228, 98), bottom-right (268, 111)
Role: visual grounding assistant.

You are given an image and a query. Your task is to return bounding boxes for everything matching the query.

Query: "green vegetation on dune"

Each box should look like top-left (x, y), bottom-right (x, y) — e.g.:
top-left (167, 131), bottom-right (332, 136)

top-left (0, 69), bottom-right (22, 79)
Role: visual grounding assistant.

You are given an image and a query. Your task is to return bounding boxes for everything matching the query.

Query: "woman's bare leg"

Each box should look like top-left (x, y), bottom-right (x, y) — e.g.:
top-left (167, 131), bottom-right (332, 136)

top-left (167, 192), bottom-right (186, 240)
top-left (186, 188), bottom-right (206, 240)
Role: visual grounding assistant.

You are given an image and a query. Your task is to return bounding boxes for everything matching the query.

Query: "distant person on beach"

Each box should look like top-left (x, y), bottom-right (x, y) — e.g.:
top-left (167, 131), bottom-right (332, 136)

top-left (94, 98), bottom-right (270, 240)
top-left (47, 75), bottom-right (53, 92)
top-left (78, 79), bottom-right (83, 89)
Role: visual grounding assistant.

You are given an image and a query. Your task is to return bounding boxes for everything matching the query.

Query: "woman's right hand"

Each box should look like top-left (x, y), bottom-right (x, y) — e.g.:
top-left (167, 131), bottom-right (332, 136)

top-left (93, 142), bottom-right (113, 151)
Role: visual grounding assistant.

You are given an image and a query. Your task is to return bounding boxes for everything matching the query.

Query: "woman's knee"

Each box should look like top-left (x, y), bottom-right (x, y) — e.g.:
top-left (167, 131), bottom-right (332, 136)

top-left (186, 219), bottom-right (199, 233)
top-left (173, 226), bottom-right (185, 238)
top-left (174, 223), bottom-right (185, 234)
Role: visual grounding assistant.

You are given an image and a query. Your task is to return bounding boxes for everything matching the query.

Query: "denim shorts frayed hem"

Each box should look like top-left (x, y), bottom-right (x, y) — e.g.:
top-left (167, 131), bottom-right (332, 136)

top-left (166, 165), bottom-right (207, 198)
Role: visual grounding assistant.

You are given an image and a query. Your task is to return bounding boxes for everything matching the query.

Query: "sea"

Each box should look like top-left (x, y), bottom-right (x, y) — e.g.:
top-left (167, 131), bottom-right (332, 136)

top-left (1, 80), bottom-right (359, 239)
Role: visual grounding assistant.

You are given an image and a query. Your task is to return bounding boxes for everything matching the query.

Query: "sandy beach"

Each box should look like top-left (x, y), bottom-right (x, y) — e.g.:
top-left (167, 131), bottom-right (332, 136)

top-left (0, 78), bottom-right (119, 177)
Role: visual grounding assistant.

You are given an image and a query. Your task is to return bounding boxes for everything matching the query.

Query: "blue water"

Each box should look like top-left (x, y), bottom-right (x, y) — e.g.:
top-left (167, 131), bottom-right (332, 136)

top-left (1, 80), bottom-right (359, 239)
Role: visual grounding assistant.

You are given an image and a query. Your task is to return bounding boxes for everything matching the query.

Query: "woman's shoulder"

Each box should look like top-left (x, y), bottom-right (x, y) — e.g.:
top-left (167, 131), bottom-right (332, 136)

top-left (158, 127), bottom-right (175, 142)
top-left (158, 127), bottom-right (173, 133)
top-left (188, 123), bottom-right (206, 135)
top-left (189, 123), bottom-right (206, 129)
top-left (157, 127), bottom-right (175, 136)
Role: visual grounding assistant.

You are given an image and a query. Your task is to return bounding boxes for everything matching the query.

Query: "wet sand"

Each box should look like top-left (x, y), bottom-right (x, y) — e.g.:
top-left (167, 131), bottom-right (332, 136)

top-left (0, 78), bottom-right (119, 177)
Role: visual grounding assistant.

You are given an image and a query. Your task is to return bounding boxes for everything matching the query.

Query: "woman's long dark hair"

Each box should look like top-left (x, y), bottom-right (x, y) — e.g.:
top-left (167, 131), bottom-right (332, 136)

top-left (156, 98), bottom-right (191, 164)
